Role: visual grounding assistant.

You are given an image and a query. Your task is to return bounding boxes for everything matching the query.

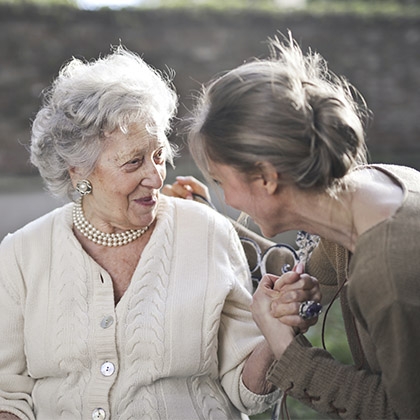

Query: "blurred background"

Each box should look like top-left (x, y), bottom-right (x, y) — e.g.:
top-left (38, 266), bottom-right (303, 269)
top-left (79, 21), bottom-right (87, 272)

top-left (1, 0), bottom-right (419, 417)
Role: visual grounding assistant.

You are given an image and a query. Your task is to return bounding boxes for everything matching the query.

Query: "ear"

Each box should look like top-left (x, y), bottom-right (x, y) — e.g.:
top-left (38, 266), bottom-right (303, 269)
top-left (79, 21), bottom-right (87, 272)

top-left (256, 161), bottom-right (279, 195)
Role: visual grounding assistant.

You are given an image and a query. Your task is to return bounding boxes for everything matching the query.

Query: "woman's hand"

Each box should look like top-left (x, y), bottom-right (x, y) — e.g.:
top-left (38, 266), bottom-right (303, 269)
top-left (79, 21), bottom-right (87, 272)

top-left (162, 176), bottom-right (210, 202)
top-left (270, 263), bottom-right (321, 333)
top-left (251, 267), bottom-right (321, 358)
top-left (251, 274), bottom-right (296, 360)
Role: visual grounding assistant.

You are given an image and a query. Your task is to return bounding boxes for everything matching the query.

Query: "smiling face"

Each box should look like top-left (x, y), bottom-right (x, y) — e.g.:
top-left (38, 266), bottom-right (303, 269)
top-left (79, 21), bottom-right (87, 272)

top-left (209, 162), bottom-right (257, 214)
top-left (71, 123), bottom-right (168, 233)
top-left (208, 161), bottom-right (280, 237)
top-left (208, 160), bottom-right (297, 238)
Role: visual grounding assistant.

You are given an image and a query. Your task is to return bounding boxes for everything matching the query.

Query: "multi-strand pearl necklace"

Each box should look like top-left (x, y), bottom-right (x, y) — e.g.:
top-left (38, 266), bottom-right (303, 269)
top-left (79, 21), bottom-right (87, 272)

top-left (72, 199), bottom-right (148, 247)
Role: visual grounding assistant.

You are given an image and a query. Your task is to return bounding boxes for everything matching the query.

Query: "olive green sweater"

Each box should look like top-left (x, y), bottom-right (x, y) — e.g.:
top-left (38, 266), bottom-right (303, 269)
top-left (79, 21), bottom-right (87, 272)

top-left (266, 165), bottom-right (420, 419)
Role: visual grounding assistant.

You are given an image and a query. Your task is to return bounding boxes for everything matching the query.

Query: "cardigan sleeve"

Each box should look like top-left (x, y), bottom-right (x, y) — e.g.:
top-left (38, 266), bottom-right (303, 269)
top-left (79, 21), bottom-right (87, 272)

top-left (217, 225), bottom-right (281, 415)
top-left (0, 234), bottom-right (35, 420)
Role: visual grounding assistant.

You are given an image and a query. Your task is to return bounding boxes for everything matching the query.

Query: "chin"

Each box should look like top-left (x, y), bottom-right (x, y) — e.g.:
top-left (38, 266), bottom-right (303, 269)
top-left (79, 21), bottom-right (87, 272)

top-left (257, 225), bottom-right (276, 239)
top-left (262, 231), bottom-right (278, 239)
top-left (131, 211), bottom-right (157, 230)
top-left (142, 214), bottom-right (157, 229)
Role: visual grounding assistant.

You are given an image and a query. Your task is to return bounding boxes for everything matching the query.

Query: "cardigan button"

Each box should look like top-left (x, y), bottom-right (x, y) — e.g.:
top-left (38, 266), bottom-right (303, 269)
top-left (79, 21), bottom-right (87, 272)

top-left (100, 316), bottom-right (114, 329)
top-left (92, 408), bottom-right (106, 419)
top-left (100, 361), bottom-right (115, 377)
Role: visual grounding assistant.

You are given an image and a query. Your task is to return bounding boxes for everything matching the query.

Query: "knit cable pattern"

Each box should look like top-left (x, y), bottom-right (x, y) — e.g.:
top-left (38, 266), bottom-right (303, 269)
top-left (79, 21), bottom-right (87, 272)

top-left (54, 223), bottom-right (91, 417)
top-left (115, 199), bottom-right (173, 419)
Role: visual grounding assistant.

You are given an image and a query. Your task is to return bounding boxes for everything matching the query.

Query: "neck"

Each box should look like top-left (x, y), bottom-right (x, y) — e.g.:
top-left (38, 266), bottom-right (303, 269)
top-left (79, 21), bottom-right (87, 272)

top-left (283, 166), bottom-right (404, 254)
top-left (72, 199), bottom-right (149, 247)
top-left (281, 186), bottom-right (358, 253)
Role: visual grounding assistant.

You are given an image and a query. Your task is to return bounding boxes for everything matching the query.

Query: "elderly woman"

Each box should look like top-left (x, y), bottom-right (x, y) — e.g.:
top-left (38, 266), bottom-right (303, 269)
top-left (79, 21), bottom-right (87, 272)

top-left (171, 34), bottom-right (420, 419)
top-left (0, 47), bottom-right (323, 420)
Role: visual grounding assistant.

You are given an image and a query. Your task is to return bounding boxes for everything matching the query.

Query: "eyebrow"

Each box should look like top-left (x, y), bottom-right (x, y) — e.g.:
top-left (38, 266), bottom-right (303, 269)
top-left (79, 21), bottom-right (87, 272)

top-left (114, 147), bottom-right (146, 164)
top-left (114, 141), bottom-right (167, 164)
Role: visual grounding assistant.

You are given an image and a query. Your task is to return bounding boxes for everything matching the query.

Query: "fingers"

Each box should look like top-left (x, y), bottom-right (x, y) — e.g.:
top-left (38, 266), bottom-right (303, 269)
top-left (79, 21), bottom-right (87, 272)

top-left (251, 277), bottom-right (276, 324)
top-left (161, 184), bottom-right (177, 197)
top-left (279, 314), bottom-right (319, 333)
top-left (258, 273), bottom-right (277, 291)
top-left (260, 272), bottom-right (321, 310)
top-left (162, 176), bottom-right (211, 202)
top-left (293, 261), bottom-right (305, 274)
top-left (162, 181), bottom-right (194, 200)
top-left (274, 272), bottom-right (317, 292)
top-left (175, 176), bottom-right (210, 200)
top-left (252, 274), bottom-right (300, 324)
top-left (258, 271), bottom-right (322, 332)
top-left (252, 275), bottom-right (279, 305)
top-left (272, 270), bottom-right (301, 291)
top-left (252, 274), bottom-right (319, 341)
top-left (274, 274), bottom-right (321, 303)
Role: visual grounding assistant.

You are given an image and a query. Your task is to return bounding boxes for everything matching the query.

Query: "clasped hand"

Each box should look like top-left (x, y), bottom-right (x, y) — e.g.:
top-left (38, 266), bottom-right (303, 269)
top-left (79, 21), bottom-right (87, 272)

top-left (251, 265), bottom-right (321, 359)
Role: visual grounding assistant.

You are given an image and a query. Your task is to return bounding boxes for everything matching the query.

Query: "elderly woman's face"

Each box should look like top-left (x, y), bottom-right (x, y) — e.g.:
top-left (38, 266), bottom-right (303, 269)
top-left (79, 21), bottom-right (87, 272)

top-left (82, 123), bottom-right (167, 232)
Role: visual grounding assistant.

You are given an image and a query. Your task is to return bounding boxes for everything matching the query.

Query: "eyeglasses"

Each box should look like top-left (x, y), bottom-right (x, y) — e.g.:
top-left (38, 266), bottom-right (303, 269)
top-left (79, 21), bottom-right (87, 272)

top-left (191, 193), bottom-right (320, 283)
top-left (240, 236), bottom-right (298, 288)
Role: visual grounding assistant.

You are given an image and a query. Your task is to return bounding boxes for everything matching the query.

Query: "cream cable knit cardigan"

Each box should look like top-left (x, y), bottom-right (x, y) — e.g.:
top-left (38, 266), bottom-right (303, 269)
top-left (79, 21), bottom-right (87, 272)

top-left (0, 195), bottom-right (279, 420)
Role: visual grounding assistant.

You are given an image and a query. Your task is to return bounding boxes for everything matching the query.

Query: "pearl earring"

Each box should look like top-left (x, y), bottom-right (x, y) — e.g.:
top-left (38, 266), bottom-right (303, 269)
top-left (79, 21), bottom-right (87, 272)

top-left (76, 179), bottom-right (92, 196)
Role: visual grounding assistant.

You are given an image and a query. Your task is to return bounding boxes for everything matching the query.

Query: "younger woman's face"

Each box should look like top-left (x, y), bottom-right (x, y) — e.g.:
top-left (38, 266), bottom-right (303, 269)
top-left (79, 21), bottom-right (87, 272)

top-left (208, 161), bottom-right (282, 238)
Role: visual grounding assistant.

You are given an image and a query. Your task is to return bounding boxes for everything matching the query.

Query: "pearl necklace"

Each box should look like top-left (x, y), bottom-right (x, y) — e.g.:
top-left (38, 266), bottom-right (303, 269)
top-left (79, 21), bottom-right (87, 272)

top-left (72, 199), bottom-right (148, 247)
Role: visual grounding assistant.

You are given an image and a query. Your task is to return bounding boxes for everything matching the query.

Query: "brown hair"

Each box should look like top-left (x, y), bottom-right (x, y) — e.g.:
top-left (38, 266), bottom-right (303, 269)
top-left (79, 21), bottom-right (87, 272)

top-left (188, 33), bottom-right (370, 195)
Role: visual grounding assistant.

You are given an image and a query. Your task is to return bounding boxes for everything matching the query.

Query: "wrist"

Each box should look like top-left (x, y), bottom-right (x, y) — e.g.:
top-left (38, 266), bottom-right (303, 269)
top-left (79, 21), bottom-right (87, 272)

top-left (242, 341), bottom-right (277, 394)
top-left (267, 325), bottom-right (295, 360)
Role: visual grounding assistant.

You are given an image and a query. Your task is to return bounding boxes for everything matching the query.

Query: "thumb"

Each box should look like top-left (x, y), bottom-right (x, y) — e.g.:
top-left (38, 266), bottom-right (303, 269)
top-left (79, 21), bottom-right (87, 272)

top-left (273, 270), bottom-right (301, 291)
top-left (259, 274), bottom-right (278, 290)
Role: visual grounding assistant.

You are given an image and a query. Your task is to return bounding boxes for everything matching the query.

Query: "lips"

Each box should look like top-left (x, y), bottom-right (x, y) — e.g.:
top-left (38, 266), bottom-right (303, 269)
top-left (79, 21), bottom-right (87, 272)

top-left (134, 195), bottom-right (157, 206)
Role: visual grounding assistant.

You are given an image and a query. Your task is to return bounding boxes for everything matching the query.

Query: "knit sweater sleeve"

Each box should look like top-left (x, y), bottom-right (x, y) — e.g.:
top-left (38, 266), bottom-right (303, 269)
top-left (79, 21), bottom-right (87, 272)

top-left (267, 333), bottom-right (394, 419)
top-left (266, 239), bottom-right (396, 419)
top-left (217, 223), bottom-right (281, 415)
top-left (267, 232), bottom-right (415, 418)
top-left (0, 233), bottom-right (35, 420)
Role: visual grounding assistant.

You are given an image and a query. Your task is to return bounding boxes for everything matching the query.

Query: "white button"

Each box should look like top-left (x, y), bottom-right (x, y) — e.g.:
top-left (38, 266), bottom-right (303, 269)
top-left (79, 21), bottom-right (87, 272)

top-left (92, 408), bottom-right (106, 420)
top-left (100, 316), bottom-right (114, 329)
top-left (100, 361), bottom-right (115, 377)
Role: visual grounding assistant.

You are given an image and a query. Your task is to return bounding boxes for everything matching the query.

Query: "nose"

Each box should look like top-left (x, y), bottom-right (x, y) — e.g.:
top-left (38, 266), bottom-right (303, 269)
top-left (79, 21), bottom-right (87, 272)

top-left (141, 160), bottom-right (165, 190)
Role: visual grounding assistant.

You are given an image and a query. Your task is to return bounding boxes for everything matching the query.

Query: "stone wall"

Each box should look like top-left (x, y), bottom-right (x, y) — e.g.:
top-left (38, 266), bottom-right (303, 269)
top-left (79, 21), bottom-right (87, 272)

top-left (1, 4), bottom-right (420, 175)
